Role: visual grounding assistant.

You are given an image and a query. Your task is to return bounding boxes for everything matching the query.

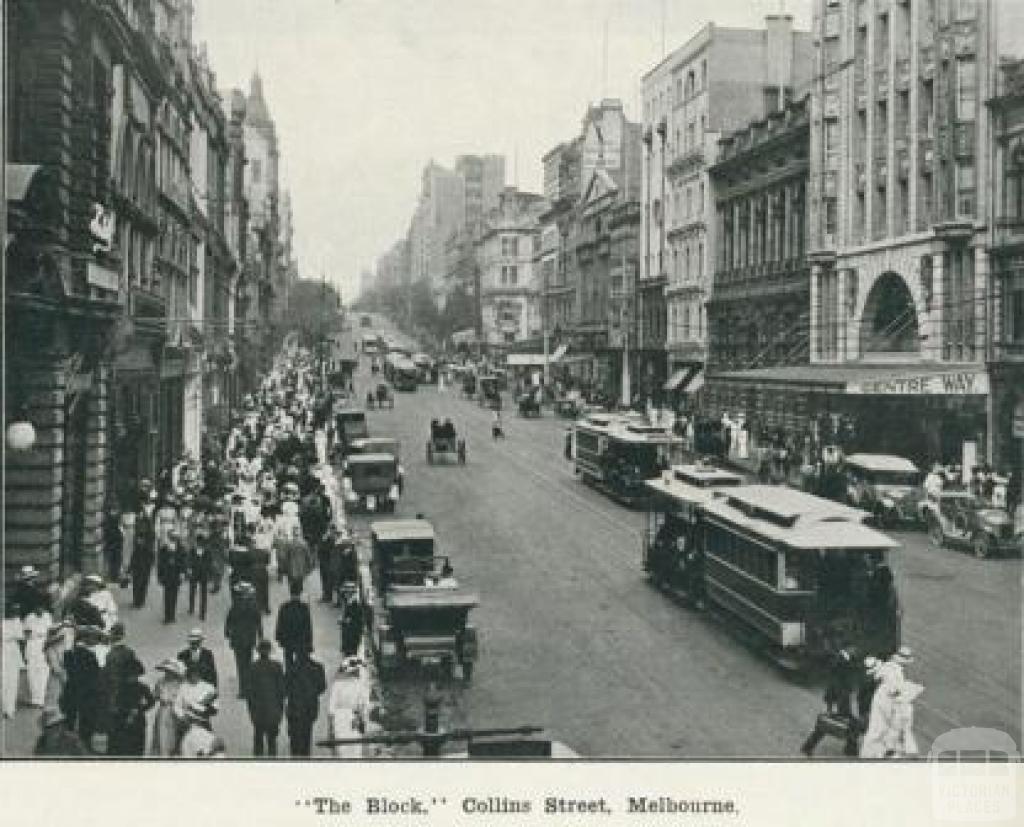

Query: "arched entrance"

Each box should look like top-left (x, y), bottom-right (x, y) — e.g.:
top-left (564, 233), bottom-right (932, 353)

top-left (859, 272), bottom-right (920, 355)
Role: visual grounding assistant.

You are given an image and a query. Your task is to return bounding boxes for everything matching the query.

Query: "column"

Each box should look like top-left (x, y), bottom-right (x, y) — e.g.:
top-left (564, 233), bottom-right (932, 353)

top-left (929, 250), bottom-right (945, 362)
top-left (82, 364), bottom-right (110, 575)
top-left (4, 360), bottom-right (67, 581)
top-left (810, 264), bottom-right (821, 362)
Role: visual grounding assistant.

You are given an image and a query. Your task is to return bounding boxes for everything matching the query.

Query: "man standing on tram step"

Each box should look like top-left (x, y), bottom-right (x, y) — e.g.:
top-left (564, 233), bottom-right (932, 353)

top-left (275, 580), bottom-right (313, 674)
top-left (284, 648), bottom-right (326, 757)
top-left (225, 583), bottom-right (263, 699)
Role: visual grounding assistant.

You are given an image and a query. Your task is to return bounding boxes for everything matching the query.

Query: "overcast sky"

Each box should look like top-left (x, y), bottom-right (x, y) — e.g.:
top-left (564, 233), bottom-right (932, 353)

top-left (193, 0), bottom-right (812, 300)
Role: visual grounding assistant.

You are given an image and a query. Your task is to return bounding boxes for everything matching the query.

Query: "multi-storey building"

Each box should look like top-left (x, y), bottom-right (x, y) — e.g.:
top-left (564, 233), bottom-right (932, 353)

top-left (190, 43), bottom-right (231, 447)
top-left (988, 55), bottom-right (1024, 475)
top-left (408, 161), bottom-right (465, 303)
top-left (455, 154), bottom-right (506, 235)
top-left (477, 188), bottom-right (548, 346)
top-left (539, 140), bottom-right (583, 342)
top-left (240, 72), bottom-right (280, 384)
top-left (223, 88), bottom-right (249, 409)
top-left (375, 238), bottom-right (410, 289)
top-left (796, 0), bottom-right (999, 466)
top-left (705, 96), bottom-right (812, 423)
top-left (642, 16), bottom-right (813, 404)
top-left (6, 0), bottom-right (160, 581)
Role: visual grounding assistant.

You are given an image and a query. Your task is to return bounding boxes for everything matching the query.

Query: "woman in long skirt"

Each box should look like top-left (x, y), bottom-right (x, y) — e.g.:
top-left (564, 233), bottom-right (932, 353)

top-left (2, 604), bottom-right (25, 718)
top-left (151, 659), bottom-right (186, 756)
top-left (42, 624), bottom-right (70, 711)
top-left (22, 603), bottom-right (53, 707)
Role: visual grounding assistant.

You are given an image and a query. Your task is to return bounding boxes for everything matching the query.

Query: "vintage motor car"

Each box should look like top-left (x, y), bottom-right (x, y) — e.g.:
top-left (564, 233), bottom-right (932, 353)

top-left (427, 420), bottom-right (466, 464)
top-left (843, 453), bottom-right (924, 527)
top-left (516, 389), bottom-right (542, 417)
top-left (365, 519), bottom-right (479, 679)
top-left (920, 489), bottom-right (1019, 558)
top-left (342, 453), bottom-right (401, 513)
top-left (347, 437), bottom-right (405, 493)
top-left (333, 406), bottom-right (369, 459)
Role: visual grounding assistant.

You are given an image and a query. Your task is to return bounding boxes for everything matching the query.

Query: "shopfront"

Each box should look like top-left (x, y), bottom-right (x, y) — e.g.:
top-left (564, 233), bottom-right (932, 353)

top-left (705, 363), bottom-right (990, 470)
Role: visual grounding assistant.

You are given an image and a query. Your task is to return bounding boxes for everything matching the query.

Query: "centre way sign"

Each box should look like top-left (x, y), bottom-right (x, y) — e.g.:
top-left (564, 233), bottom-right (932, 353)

top-left (846, 367), bottom-right (990, 396)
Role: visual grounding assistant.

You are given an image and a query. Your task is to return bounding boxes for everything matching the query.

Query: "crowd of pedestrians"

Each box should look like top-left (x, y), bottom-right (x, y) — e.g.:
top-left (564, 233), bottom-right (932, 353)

top-left (2, 348), bottom-right (370, 759)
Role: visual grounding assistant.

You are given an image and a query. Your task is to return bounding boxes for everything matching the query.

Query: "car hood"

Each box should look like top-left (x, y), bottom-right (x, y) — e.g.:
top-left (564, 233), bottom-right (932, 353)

top-left (876, 485), bottom-right (919, 500)
top-left (977, 509), bottom-right (1011, 526)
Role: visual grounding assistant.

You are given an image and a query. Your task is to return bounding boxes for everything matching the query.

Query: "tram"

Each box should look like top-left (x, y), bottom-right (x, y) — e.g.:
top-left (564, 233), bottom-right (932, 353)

top-left (571, 413), bottom-right (683, 506)
top-left (643, 477), bottom-right (901, 670)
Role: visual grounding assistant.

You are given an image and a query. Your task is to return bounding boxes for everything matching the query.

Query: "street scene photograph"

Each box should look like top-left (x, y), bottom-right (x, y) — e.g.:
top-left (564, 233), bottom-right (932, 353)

top-left (2, 0), bottom-right (1023, 767)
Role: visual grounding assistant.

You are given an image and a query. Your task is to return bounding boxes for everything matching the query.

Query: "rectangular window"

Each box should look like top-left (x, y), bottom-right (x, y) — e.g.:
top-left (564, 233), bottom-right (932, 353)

top-left (957, 57), bottom-right (976, 120)
top-left (509, 265), bottom-right (518, 285)
top-left (824, 198), bottom-right (838, 235)
top-left (251, 159), bottom-right (261, 183)
top-left (825, 120), bottom-right (840, 152)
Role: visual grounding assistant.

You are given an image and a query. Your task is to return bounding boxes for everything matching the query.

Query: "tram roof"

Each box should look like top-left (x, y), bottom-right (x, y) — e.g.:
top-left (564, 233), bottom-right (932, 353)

top-left (346, 452), bottom-right (397, 465)
top-left (844, 453), bottom-right (920, 473)
top-left (701, 485), bottom-right (898, 551)
top-left (371, 519), bottom-right (434, 542)
top-left (644, 464), bottom-right (744, 501)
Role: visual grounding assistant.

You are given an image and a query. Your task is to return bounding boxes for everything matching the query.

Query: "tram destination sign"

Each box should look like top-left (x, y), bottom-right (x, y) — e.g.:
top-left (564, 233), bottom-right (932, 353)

top-left (846, 367), bottom-right (989, 396)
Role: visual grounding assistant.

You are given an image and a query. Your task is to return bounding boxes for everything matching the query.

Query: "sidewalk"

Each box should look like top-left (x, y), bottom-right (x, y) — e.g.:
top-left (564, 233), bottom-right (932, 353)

top-left (2, 456), bottom-right (371, 759)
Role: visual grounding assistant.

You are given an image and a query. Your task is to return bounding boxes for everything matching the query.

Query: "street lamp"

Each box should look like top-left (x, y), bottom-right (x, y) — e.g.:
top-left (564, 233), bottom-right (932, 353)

top-left (6, 419), bottom-right (37, 452)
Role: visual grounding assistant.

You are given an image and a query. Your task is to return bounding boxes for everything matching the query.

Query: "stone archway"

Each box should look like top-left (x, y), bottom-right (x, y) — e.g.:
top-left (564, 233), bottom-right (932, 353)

top-left (859, 271), bottom-right (920, 355)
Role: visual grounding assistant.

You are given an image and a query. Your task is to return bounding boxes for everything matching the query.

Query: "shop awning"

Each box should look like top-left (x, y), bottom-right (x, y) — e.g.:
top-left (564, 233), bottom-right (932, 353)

top-left (664, 369), bottom-right (690, 391)
top-left (6, 163), bottom-right (42, 202)
top-left (506, 353), bottom-right (548, 367)
top-left (710, 362), bottom-right (989, 396)
top-left (665, 366), bottom-right (704, 392)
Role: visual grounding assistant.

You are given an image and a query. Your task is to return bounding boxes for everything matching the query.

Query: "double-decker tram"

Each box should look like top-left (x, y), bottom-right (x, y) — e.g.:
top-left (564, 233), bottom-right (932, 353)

top-left (571, 413), bottom-right (683, 506)
top-left (642, 480), bottom-right (901, 670)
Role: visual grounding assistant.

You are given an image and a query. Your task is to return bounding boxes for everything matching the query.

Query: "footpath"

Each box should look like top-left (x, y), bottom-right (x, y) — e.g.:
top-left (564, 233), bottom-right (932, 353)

top-left (2, 444), bottom-right (377, 759)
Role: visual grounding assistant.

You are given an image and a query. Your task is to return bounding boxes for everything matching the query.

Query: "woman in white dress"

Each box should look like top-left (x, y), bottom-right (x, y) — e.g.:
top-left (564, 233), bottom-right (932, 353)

top-left (327, 657), bottom-right (370, 758)
top-left (22, 603), bottom-right (54, 707)
top-left (151, 658), bottom-right (186, 756)
top-left (3, 604), bottom-right (26, 718)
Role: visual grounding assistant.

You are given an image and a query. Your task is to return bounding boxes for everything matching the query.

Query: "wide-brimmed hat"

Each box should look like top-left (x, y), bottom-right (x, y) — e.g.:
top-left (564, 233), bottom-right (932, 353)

top-left (19, 565), bottom-right (40, 581)
top-left (75, 624), bottom-right (105, 642)
top-left (155, 658), bottom-right (186, 678)
top-left (84, 573), bottom-right (104, 586)
top-left (187, 628), bottom-right (205, 642)
top-left (233, 582), bottom-right (256, 597)
top-left (863, 656), bottom-right (881, 677)
top-left (108, 621), bottom-right (126, 643)
top-left (338, 656), bottom-right (364, 674)
top-left (185, 700), bottom-right (215, 721)
top-left (891, 645), bottom-right (914, 666)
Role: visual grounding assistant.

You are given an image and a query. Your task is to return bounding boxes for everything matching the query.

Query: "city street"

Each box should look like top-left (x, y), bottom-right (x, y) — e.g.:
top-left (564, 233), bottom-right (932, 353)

top-left (343, 338), bottom-right (1021, 757)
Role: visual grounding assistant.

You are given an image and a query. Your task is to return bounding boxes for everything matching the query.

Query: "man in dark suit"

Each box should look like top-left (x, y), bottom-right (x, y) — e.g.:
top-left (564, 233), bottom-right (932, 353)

top-left (131, 491), bottom-right (157, 608)
top-left (101, 622), bottom-right (137, 728)
top-left (225, 584), bottom-right (263, 699)
top-left (274, 580), bottom-right (312, 674)
top-left (284, 648), bottom-right (326, 757)
top-left (178, 628), bottom-right (218, 688)
top-left (247, 639), bottom-right (286, 756)
top-left (61, 628), bottom-right (104, 752)
top-left (157, 529), bottom-right (187, 623)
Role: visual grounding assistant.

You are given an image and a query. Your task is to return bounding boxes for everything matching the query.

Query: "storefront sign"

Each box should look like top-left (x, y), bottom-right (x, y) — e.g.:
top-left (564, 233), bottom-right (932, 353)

top-left (86, 261), bottom-right (119, 291)
top-left (846, 368), bottom-right (989, 396)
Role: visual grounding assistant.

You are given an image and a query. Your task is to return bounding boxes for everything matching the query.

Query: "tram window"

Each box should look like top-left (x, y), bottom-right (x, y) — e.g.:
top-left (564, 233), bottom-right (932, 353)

top-left (783, 551), bottom-right (815, 591)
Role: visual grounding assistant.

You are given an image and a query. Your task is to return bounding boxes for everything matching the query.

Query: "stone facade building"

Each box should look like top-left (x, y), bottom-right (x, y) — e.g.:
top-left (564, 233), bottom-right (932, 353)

top-left (642, 16), bottom-right (813, 403)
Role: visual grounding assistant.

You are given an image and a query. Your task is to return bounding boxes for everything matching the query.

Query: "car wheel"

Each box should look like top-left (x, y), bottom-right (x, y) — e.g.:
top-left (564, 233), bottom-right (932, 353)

top-left (928, 517), bottom-right (945, 548)
top-left (972, 533), bottom-right (993, 559)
